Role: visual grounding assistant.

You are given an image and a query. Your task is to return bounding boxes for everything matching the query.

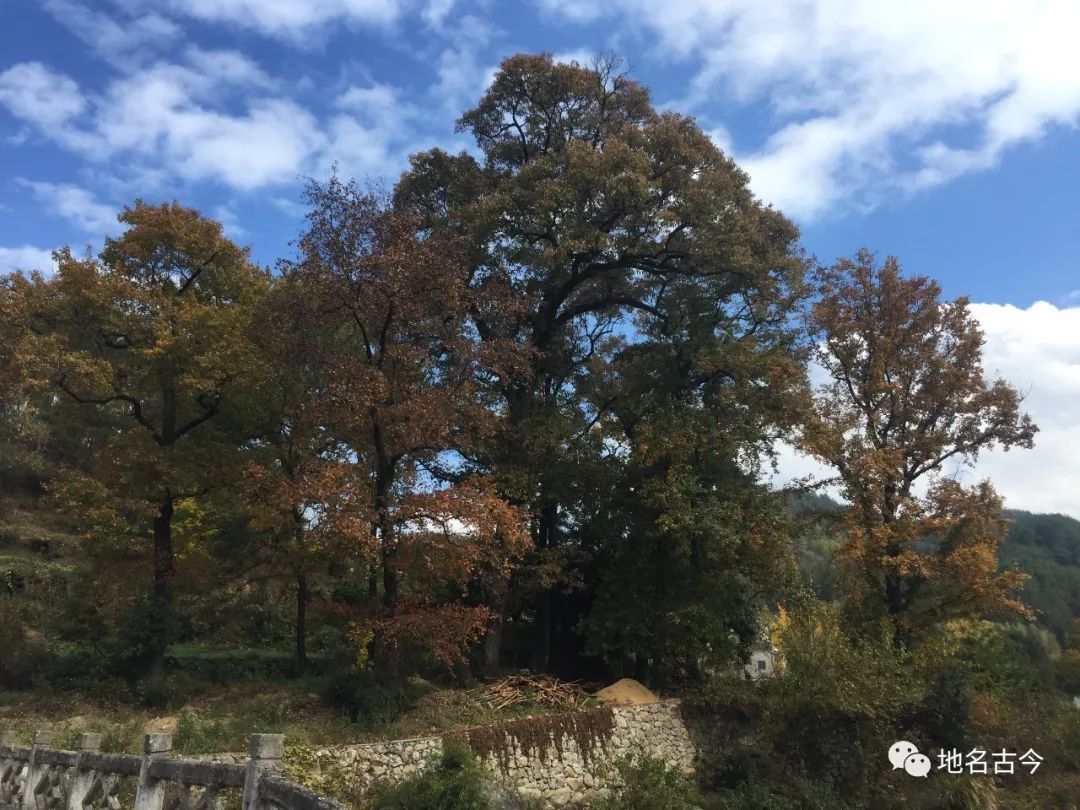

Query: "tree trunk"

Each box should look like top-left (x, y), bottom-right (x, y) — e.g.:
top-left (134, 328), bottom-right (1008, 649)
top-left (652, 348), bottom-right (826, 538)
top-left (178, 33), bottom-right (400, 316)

top-left (374, 515), bottom-right (400, 675)
top-left (295, 573), bottom-right (309, 672)
top-left (530, 501), bottom-right (558, 671)
top-left (479, 576), bottom-right (509, 678)
top-left (152, 495), bottom-right (175, 603)
top-left (531, 591), bottom-right (553, 671)
top-left (382, 545), bottom-right (398, 614)
top-left (482, 610), bottom-right (505, 678)
top-left (367, 566), bottom-right (379, 600)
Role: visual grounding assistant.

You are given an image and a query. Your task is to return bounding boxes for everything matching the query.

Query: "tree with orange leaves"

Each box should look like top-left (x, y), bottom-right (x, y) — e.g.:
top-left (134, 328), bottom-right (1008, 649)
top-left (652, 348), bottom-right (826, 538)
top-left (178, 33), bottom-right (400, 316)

top-left (276, 176), bottom-right (529, 670)
top-left (5, 203), bottom-right (269, 675)
top-left (803, 250), bottom-right (1037, 640)
top-left (10, 203), bottom-right (268, 608)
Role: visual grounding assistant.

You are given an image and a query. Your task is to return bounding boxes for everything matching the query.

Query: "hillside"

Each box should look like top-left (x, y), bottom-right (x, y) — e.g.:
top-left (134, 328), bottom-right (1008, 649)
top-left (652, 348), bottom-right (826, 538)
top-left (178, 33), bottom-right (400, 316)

top-left (790, 495), bottom-right (1080, 640)
top-left (1000, 509), bottom-right (1080, 640)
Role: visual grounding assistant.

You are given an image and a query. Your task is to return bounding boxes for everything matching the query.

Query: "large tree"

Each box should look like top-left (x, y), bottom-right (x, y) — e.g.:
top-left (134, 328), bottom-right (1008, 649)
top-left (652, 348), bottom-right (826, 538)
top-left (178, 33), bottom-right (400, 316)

top-left (241, 275), bottom-right (365, 670)
top-left (580, 286), bottom-right (808, 683)
top-left (393, 53), bottom-right (807, 673)
top-left (10, 202), bottom-right (269, 612)
top-left (284, 177), bottom-right (528, 670)
top-left (803, 250), bottom-right (1037, 639)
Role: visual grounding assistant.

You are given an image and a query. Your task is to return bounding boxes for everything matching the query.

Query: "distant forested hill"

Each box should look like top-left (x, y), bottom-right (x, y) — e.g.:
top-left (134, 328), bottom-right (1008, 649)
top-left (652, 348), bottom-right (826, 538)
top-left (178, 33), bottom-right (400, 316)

top-left (1001, 509), bottom-right (1080, 640)
top-left (790, 497), bottom-right (1080, 641)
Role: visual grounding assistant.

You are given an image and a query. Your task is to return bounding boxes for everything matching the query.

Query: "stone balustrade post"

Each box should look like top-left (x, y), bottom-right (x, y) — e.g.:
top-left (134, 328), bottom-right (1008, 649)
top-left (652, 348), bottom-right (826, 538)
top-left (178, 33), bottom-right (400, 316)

top-left (132, 734), bottom-right (171, 810)
top-left (1, 731), bottom-right (18, 806)
top-left (242, 735), bottom-right (283, 810)
top-left (21, 731), bottom-right (53, 810)
top-left (65, 733), bottom-right (102, 810)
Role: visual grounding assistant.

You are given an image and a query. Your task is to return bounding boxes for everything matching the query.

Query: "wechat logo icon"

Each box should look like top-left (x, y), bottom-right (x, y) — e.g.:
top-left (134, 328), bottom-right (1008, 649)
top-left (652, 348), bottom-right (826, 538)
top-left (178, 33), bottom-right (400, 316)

top-left (889, 741), bottom-right (931, 778)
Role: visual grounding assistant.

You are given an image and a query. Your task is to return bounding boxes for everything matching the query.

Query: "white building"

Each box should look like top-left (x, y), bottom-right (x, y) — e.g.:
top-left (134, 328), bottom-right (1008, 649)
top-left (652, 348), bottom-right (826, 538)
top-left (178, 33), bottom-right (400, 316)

top-left (743, 643), bottom-right (777, 680)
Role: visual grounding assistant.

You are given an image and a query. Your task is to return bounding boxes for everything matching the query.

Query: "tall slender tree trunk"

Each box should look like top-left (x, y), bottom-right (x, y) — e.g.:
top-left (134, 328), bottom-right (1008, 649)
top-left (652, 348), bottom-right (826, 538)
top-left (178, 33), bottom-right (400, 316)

top-left (152, 495), bottom-right (175, 602)
top-left (382, 544), bottom-right (398, 613)
top-left (530, 502), bottom-right (558, 671)
top-left (368, 565), bottom-right (379, 601)
top-left (295, 573), bottom-right (309, 672)
top-left (374, 502), bottom-right (400, 674)
top-left (155, 381), bottom-right (178, 605)
top-left (481, 578), bottom-right (508, 677)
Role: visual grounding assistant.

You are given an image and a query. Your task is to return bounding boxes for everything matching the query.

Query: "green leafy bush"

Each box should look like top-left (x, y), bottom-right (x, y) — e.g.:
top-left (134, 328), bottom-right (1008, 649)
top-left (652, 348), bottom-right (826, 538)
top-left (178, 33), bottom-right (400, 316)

top-left (165, 646), bottom-right (310, 682)
top-left (593, 753), bottom-right (706, 810)
top-left (174, 709), bottom-right (230, 753)
top-left (367, 740), bottom-right (493, 810)
top-left (321, 668), bottom-right (418, 729)
top-left (135, 672), bottom-right (206, 709)
top-left (0, 614), bottom-right (52, 689)
top-left (106, 596), bottom-right (180, 682)
top-left (936, 776), bottom-right (1000, 810)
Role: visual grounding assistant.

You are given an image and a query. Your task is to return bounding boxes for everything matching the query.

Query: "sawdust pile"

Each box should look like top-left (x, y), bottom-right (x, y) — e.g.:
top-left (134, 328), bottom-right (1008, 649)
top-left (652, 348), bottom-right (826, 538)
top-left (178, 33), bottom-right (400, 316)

top-left (595, 678), bottom-right (659, 706)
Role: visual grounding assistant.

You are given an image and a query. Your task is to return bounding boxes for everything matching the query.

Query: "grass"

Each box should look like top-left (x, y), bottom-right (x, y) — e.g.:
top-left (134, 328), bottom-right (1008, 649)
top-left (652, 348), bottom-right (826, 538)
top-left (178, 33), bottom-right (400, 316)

top-left (0, 506), bottom-right (82, 555)
top-left (0, 672), bottom-right (565, 757)
top-left (0, 502), bottom-right (564, 760)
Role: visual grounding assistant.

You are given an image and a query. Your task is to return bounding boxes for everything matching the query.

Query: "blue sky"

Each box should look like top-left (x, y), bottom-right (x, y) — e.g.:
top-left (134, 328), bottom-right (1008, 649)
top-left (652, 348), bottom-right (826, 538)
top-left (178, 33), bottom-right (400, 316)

top-left (1, 0), bottom-right (1079, 515)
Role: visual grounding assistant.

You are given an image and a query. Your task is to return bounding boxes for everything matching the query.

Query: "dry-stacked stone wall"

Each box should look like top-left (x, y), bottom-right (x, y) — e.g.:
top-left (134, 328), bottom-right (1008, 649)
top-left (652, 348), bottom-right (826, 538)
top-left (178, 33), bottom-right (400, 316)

top-left (292, 700), bottom-right (696, 808)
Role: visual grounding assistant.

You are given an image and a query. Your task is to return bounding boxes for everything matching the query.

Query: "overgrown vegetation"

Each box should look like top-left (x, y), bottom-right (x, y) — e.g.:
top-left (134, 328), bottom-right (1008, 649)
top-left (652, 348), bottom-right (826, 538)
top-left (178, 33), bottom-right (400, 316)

top-left (455, 708), bottom-right (614, 773)
top-left (366, 741), bottom-right (537, 810)
top-left (592, 753), bottom-right (706, 810)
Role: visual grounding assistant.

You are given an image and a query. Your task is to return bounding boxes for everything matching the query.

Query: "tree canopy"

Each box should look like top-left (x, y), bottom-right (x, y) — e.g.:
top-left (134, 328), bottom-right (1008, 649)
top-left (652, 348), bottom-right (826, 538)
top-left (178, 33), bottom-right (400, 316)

top-left (803, 250), bottom-right (1037, 639)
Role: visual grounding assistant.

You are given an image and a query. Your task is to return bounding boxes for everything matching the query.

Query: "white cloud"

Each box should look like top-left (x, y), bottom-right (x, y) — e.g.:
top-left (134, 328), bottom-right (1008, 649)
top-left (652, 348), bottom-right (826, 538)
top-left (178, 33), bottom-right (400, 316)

top-left (41, 0), bottom-right (181, 68)
top-left (0, 26), bottom-right (492, 194)
top-left (19, 180), bottom-right (118, 233)
top-left (155, 0), bottom-right (404, 38)
top-left (0, 246), bottom-right (58, 277)
top-left (535, 0), bottom-right (602, 23)
top-left (0, 5), bottom-right (501, 194)
top-left (706, 124), bottom-right (735, 155)
top-left (423, 15), bottom-right (500, 119)
top-left (0, 63), bottom-right (86, 132)
top-left (181, 47), bottom-right (277, 90)
top-left (321, 15), bottom-right (496, 176)
top-left (0, 55), bottom-right (324, 192)
top-left (212, 204), bottom-right (249, 239)
top-left (551, 49), bottom-right (596, 67)
top-left (961, 301), bottom-right (1080, 516)
top-left (321, 82), bottom-right (419, 178)
top-left (422, 0), bottom-right (456, 27)
top-left (772, 300), bottom-right (1080, 518)
top-left (538, 0), bottom-right (1080, 221)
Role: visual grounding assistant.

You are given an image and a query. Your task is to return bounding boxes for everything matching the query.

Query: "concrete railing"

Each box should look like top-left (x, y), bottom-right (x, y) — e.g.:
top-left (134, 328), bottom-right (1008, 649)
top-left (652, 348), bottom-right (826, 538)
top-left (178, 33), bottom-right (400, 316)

top-left (0, 732), bottom-right (342, 810)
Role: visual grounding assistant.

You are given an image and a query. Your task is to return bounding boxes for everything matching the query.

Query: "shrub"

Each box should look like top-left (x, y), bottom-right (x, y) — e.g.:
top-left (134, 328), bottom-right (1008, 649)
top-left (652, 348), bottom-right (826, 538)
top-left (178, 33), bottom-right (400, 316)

top-left (593, 753), bottom-right (706, 810)
top-left (0, 615), bottom-right (52, 689)
top-left (174, 709), bottom-right (230, 753)
top-left (704, 778), bottom-right (850, 810)
top-left (692, 603), bottom-right (930, 809)
top-left (135, 671), bottom-right (204, 710)
top-left (106, 596), bottom-right (180, 682)
top-left (320, 668), bottom-right (418, 729)
top-left (165, 646), bottom-right (304, 682)
top-left (367, 740), bottom-right (492, 810)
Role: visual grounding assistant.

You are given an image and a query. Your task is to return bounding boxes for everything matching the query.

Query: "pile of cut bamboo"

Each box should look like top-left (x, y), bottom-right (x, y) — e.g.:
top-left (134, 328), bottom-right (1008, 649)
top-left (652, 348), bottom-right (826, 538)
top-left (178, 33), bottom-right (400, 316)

top-left (473, 674), bottom-right (590, 711)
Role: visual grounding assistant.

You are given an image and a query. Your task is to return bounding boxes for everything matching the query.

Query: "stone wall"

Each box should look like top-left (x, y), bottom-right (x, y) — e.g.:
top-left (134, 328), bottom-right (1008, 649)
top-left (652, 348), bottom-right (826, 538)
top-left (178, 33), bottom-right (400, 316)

top-left (483, 701), bottom-right (695, 807)
top-left (289, 735), bottom-right (442, 796)
top-left (291, 700), bottom-right (696, 809)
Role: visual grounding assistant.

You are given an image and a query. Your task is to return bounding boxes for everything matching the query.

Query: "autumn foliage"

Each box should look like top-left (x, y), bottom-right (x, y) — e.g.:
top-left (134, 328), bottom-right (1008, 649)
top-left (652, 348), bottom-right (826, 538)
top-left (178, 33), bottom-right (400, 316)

top-left (0, 57), bottom-right (1045, 690)
top-left (804, 251), bottom-right (1037, 639)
